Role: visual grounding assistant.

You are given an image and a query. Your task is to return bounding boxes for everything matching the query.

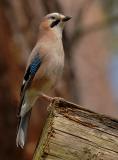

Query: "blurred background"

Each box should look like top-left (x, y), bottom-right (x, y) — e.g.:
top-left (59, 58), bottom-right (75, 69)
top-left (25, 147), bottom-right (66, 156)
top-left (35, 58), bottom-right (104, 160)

top-left (0, 0), bottom-right (118, 159)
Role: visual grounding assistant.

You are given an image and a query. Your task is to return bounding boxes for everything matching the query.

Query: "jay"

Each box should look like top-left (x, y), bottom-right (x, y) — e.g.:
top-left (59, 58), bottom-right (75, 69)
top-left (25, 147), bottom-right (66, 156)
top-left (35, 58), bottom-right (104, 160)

top-left (16, 12), bottom-right (71, 148)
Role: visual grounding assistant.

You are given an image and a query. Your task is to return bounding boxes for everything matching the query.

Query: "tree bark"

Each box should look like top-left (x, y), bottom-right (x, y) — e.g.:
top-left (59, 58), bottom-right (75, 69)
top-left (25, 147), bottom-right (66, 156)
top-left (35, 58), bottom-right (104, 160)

top-left (33, 98), bottom-right (118, 160)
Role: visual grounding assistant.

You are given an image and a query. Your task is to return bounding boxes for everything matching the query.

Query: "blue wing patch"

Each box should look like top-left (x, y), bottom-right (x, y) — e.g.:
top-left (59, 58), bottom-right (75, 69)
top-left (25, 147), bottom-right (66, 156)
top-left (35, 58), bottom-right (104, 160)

top-left (30, 56), bottom-right (41, 75)
top-left (24, 55), bottom-right (41, 81)
top-left (21, 55), bottom-right (41, 94)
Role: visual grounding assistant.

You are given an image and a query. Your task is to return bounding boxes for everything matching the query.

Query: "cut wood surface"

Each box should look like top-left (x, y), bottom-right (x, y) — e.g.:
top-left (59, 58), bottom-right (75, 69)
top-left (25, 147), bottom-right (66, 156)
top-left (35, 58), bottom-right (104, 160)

top-left (33, 98), bottom-right (118, 160)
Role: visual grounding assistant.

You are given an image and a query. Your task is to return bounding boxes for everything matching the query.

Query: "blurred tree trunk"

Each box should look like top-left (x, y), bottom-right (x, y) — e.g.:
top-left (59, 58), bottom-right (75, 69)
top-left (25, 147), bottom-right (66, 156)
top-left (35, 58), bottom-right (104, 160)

top-left (0, 4), bottom-right (22, 160)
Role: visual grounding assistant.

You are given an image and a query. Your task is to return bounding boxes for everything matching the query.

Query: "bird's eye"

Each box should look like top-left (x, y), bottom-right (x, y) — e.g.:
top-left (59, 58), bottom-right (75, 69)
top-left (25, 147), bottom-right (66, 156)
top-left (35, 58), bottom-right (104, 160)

top-left (51, 16), bottom-right (56, 20)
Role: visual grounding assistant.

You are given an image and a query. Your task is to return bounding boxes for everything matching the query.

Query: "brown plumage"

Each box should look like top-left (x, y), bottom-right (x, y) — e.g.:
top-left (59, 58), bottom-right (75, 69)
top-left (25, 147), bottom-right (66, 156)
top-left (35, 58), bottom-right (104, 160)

top-left (16, 12), bottom-right (71, 148)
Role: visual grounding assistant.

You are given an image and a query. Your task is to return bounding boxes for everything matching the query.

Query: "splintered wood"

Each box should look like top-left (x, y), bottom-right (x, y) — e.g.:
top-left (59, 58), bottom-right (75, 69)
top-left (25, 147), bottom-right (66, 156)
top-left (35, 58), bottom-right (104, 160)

top-left (33, 98), bottom-right (118, 160)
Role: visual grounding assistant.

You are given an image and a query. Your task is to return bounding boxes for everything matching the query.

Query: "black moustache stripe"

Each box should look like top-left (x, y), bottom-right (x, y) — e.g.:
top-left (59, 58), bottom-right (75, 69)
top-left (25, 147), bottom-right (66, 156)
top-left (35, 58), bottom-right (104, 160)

top-left (50, 19), bottom-right (60, 28)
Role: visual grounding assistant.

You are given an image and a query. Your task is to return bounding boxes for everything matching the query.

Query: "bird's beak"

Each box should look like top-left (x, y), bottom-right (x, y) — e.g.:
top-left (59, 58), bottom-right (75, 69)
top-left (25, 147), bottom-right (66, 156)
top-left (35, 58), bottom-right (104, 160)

top-left (62, 16), bottom-right (72, 22)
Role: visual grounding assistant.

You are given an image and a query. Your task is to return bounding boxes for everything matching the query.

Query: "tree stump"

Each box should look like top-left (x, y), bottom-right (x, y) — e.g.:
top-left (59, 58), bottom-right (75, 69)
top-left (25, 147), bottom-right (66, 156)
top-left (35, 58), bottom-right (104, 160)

top-left (33, 98), bottom-right (118, 160)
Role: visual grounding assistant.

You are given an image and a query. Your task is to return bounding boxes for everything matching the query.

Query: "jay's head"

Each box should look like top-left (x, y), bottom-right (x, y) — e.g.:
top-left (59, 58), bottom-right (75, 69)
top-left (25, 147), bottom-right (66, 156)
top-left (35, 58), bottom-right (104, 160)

top-left (40, 13), bottom-right (71, 33)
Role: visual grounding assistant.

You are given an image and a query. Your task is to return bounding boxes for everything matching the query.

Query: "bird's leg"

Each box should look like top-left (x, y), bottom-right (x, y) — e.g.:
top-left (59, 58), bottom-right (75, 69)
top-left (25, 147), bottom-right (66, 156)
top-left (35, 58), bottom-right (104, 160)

top-left (40, 93), bottom-right (54, 103)
top-left (40, 93), bottom-right (64, 111)
top-left (40, 93), bottom-right (55, 111)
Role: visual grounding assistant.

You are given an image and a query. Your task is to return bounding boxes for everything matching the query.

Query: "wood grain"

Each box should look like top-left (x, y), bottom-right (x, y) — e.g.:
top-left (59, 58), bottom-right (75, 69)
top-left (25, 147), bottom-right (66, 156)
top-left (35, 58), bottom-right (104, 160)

top-left (33, 98), bottom-right (118, 160)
